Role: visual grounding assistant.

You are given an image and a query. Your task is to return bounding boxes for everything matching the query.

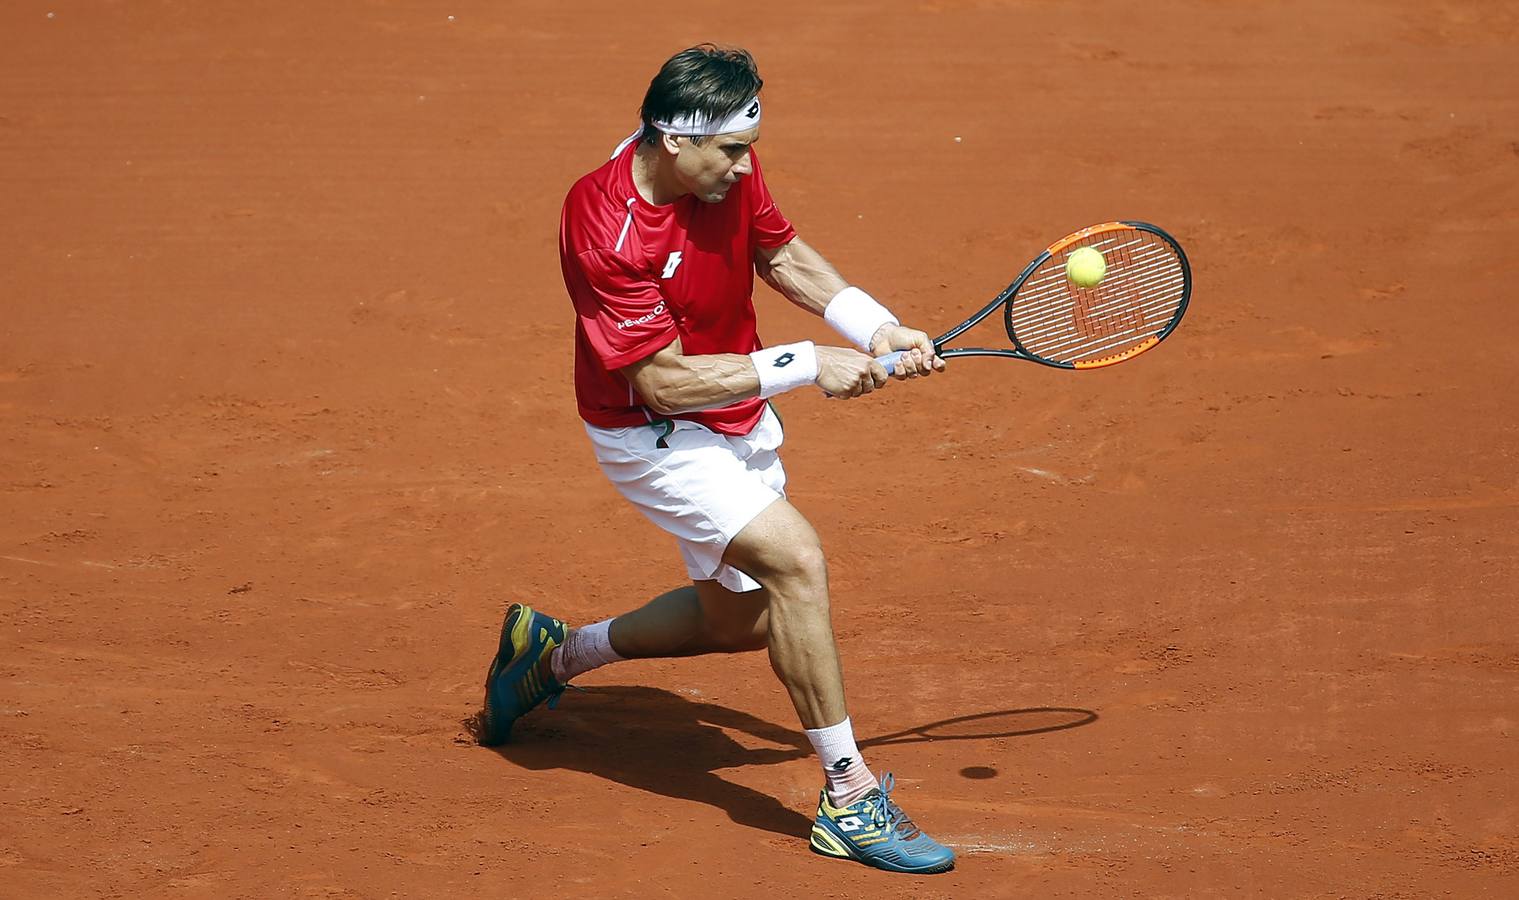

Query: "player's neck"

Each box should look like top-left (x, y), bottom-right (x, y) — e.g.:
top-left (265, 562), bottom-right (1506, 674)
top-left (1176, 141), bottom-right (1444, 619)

top-left (631, 143), bottom-right (688, 206)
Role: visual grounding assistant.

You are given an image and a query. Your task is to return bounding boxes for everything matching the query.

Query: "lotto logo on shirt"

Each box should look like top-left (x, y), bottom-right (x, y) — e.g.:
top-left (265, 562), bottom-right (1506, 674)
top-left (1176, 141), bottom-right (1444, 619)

top-left (616, 302), bottom-right (667, 330)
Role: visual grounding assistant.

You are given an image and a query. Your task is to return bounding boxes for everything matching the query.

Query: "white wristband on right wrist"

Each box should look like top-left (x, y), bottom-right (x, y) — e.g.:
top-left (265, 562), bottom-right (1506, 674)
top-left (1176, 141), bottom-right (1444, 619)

top-left (824, 286), bottom-right (898, 351)
top-left (750, 341), bottom-right (819, 399)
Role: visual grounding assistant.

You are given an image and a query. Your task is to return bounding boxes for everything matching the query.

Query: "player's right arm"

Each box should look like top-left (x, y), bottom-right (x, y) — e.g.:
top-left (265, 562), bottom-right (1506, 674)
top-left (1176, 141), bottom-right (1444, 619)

top-left (622, 338), bottom-right (887, 415)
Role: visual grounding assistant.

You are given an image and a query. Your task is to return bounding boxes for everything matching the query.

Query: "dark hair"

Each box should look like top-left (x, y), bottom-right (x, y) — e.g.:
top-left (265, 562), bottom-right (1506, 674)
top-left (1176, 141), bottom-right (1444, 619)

top-left (639, 44), bottom-right (763, 146)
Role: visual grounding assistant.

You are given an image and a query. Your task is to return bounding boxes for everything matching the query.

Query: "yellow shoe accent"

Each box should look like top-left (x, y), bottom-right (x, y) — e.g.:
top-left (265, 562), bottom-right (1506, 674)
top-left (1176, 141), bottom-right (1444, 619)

top-left (508, 607), bottom-right (533, 663)
top-left (809, 826), bottom-right (851, 859)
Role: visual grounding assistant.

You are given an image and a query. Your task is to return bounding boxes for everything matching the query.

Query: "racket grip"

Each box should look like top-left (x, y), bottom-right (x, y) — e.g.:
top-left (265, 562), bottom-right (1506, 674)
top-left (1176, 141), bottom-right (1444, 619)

top-left (876, 350), bottom-right (905, 375)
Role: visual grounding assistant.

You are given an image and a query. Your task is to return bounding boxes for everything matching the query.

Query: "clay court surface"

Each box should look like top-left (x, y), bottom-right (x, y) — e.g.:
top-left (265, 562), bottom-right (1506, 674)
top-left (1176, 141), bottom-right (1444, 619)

top-left (3, 1), bottom-right (1517, 896)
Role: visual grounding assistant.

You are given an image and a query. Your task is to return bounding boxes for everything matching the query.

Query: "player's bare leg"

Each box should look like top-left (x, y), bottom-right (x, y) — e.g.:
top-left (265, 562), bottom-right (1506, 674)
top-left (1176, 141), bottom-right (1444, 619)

top-left (717, 499), bottom-right (845, 729)
top-left (720, 498), bottom-right (954, 873)
top-left (543, 581), bottom-right (766, 690)
top-left (604, 581), bottom-right (769, 658)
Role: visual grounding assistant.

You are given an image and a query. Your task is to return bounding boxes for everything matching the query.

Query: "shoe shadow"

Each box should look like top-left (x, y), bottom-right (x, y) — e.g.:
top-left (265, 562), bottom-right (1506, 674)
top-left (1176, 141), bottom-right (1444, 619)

top-left (468, 686), bottom-right (1100, 840)
top-left (474, 685), bottom-right (815, 839)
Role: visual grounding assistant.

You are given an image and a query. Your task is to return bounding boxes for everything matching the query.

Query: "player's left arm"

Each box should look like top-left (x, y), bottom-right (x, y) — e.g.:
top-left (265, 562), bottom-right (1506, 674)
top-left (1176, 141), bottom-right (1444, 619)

top-left (755, 237), bottom-right (944, 378)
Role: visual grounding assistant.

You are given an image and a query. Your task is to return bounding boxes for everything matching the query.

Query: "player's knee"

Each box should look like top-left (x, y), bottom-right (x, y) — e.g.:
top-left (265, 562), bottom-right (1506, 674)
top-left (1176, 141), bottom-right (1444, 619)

top-left (757, 539), bottom-right (828, 595)
top-left (790, 542), bottom-right (829, 587)
top-left (726, 501), bottom-right (829, 592)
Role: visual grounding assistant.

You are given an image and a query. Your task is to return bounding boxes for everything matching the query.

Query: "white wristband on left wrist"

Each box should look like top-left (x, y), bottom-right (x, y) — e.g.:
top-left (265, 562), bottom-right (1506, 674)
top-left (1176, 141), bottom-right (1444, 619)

top-left (750, 341), bottom-right (819, 399)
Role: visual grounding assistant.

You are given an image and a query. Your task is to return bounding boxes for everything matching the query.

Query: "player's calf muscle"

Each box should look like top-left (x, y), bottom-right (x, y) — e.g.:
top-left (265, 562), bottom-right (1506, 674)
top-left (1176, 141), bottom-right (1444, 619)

top-left (693, 597), bottom-right (769, 653)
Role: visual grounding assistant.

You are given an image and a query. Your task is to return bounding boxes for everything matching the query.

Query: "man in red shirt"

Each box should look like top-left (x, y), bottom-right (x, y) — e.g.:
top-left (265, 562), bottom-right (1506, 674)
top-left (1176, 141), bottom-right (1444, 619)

top-left (480, 45), bottom-right (953, 874)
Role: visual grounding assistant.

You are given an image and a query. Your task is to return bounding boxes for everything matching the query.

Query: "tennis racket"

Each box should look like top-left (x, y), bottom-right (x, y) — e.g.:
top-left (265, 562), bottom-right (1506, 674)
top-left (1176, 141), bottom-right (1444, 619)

top-left (879, 221), bottom-right (1191, 373)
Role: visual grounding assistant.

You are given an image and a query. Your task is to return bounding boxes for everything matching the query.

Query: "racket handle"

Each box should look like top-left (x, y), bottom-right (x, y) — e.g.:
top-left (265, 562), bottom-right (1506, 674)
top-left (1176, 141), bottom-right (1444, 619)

top-left (876, 350), bottom-right (905, 375)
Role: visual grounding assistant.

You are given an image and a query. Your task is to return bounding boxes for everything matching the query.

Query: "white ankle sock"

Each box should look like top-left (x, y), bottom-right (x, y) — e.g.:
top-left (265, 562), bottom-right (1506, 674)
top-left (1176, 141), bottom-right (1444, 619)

top-left (549, 619), bottom-right (624, 683)
top-left (804, 717), bottom-right (879, 807)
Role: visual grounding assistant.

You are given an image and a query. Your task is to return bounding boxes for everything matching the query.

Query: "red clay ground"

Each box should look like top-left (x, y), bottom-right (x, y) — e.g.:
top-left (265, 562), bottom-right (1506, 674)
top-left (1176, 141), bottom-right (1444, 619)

top-left (3, 1), bottom-right (1517, 897)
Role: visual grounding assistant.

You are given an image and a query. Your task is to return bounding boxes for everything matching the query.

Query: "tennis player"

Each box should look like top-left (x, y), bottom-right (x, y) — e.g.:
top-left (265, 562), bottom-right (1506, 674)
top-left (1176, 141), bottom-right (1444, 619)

top-left (480, 44), bottom-right (953, 874)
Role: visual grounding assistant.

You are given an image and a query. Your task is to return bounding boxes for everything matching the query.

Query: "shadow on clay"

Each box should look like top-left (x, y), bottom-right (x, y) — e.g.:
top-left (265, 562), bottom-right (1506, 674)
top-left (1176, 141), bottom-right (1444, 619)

top-left (467, 685), bottom-right (1097, 839)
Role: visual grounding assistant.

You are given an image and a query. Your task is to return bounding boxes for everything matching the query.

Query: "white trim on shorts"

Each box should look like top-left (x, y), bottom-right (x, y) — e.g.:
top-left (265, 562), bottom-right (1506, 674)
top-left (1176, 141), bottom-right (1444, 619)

top-left (583, 405), bottom-right (786, 593)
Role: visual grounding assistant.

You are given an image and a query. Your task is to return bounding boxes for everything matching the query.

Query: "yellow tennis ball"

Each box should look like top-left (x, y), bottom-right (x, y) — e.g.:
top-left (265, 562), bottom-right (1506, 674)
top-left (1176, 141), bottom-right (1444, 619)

top-left (1066, 246), bottom-right (1107, 288)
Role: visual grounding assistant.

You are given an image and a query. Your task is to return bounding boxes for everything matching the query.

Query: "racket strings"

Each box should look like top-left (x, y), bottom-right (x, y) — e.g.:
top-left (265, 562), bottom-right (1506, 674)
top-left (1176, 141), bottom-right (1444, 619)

top-left (1008, 229), bottom-right (1186, 366)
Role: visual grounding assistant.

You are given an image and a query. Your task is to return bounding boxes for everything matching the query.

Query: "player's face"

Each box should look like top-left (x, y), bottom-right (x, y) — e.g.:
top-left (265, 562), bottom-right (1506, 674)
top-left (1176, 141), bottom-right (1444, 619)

top-left (674, 126), bottom-right (759, 204)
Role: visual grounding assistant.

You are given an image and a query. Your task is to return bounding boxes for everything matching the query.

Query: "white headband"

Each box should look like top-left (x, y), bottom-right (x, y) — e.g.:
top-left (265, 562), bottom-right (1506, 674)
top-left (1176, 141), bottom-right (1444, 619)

top-left (649, 96), bottom-right (761, 137)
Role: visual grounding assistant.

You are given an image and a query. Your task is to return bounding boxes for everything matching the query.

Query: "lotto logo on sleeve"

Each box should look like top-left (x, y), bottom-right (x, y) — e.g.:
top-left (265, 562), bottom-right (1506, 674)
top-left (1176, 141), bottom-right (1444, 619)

top-left (773, 352), bottom-right (795, 368)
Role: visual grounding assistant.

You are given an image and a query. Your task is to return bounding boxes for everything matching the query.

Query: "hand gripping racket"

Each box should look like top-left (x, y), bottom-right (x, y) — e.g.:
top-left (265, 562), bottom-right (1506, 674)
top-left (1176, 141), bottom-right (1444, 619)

top-left (879, 221), bottom-right (1191, 373)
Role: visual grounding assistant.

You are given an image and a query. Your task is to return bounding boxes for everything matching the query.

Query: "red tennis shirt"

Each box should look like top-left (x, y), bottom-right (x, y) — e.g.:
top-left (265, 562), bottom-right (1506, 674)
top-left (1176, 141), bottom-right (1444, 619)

top-left (560, 136), bottom-right (797, 436)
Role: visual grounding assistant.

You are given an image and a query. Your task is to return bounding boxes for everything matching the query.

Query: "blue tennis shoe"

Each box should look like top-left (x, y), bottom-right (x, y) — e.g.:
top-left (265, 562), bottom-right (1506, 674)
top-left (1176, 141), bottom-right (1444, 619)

top-left (478, 603), bottom-right (567, 746)
top-left (809, 773), bottom-right (955, 874)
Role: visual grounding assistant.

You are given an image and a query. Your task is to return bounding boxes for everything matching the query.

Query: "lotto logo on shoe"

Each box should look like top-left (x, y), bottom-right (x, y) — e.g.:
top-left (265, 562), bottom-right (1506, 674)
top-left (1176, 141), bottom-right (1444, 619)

top-left (773, 352), bottom-right (795, 368)
top-left (616, 302), bottom-right (667, 330)
top-left (836, 815), bottom-right (866, 833)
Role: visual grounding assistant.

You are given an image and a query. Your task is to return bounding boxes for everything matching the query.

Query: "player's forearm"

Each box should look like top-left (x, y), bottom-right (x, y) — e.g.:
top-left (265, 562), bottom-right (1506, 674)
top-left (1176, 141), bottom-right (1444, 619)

top-left (757, 237), bottom-right (849, 315)
top-left (634, 352), bottom-right (763, 415)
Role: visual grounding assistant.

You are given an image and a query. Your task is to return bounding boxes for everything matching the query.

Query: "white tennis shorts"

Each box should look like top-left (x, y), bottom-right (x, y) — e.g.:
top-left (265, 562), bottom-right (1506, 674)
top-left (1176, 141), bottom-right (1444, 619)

top-left (583, 405), bottom-right (786, 593)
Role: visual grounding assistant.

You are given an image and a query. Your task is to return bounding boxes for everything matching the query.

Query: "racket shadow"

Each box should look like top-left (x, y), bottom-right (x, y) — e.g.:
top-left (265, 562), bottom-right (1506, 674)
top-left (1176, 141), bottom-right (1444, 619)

top-left (860, 707), bottom-right (1099, 748)
top-left (468, 688), bottom-right (1098, 837)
